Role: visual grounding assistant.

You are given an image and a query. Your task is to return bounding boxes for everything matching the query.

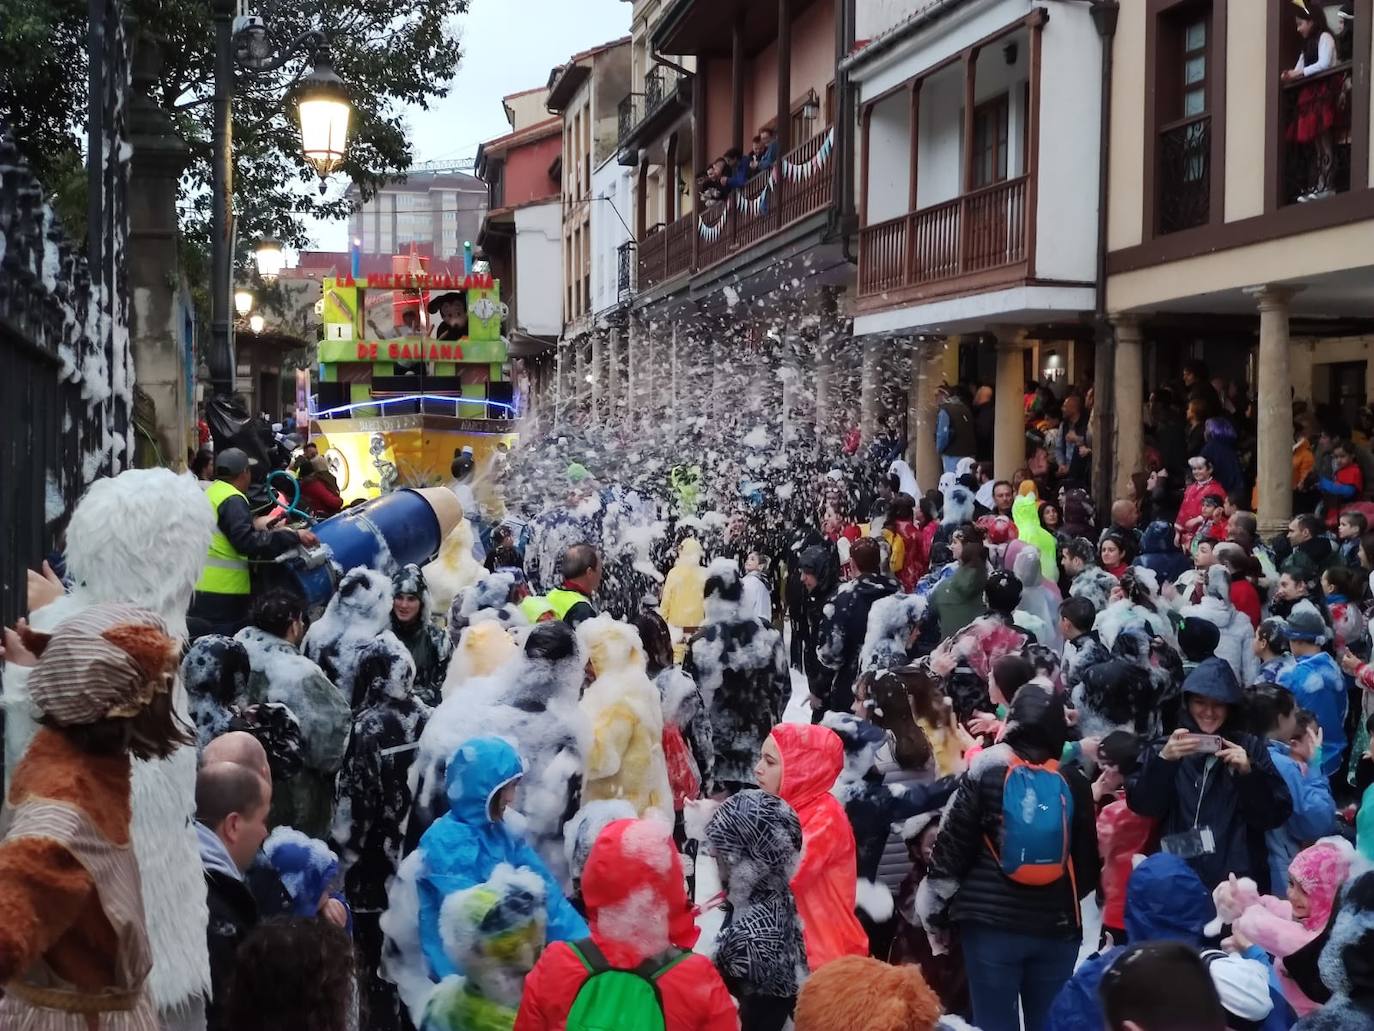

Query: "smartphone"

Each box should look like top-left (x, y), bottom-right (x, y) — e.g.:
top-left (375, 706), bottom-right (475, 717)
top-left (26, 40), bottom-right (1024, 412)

top-left (1190, 734), bottom-right (1224, 754)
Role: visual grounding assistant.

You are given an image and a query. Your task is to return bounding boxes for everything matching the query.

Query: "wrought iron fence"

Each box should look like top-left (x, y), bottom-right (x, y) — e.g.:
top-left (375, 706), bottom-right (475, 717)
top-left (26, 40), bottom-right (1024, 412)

top-left (1157, 115), bottom-right (1211, 234)
top-left (644, 64), bottom-right (687, 113)
top-left (617, 93), bottom-right (645, 147)
top-left (0, 0), bottom-right (132, 627)
top-left (1280, 64), bottom-right (1353, 205)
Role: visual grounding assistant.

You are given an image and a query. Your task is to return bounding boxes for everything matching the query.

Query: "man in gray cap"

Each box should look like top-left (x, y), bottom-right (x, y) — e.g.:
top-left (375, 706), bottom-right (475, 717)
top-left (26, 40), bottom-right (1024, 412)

top-left (188, 448), bottom-right (319, 638)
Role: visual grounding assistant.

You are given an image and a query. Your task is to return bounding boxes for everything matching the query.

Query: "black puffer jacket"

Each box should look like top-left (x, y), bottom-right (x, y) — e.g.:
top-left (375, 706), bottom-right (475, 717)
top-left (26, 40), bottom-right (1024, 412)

top-left (1125, 657), bottom-right (1292, 891)
top-left (817, 572), bottom-right (901, 712)
top-left (924, 687), bottom-right (1101, 940)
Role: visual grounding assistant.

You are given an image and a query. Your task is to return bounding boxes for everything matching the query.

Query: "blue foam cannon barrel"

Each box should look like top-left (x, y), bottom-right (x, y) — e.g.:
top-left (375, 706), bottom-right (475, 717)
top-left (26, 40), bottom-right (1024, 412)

top-left (280, 487), bottom-right (462, 609)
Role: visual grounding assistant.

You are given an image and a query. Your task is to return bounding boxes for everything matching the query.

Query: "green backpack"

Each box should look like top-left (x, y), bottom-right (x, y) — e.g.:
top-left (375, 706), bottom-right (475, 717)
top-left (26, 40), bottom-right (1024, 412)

top-left (565, 938), bottom-right (693, 1031)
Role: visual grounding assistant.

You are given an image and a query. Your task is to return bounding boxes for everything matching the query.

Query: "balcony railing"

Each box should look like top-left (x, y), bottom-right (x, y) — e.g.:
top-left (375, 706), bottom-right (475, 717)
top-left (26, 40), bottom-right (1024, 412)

top-left (636, 126), bottom-right (836, 291)
top-left (857, 175), bottom-right (1029, 298)
top-left (1157, 115), bottom-right (1211, 234)
top-left (618, 93), bottom-right (645, 147)
top-left (1280, 63), bottom-right (1353, 206)
top-left (618, 64), bottom-right (691, 152)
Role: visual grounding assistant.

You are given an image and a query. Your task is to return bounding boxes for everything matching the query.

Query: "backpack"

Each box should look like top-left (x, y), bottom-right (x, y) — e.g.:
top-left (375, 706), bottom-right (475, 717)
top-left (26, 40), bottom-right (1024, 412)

top-left (986, 755), bottom-right (1075, 887)
top-left (565, 938), bottom-right (693, 1031)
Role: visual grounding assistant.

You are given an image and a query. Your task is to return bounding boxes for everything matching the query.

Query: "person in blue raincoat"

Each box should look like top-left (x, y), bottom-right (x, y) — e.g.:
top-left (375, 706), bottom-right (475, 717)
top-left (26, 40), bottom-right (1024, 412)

top-left (416, 736), bottom-right (587, 981)
top-left (1046, 852), bottom-right (1294, 1031)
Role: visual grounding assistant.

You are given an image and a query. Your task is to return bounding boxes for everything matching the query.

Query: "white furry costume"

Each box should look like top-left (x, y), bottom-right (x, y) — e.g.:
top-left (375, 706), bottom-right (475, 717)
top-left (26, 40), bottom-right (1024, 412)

top-left (2, 469), bottom-right (215, 1023)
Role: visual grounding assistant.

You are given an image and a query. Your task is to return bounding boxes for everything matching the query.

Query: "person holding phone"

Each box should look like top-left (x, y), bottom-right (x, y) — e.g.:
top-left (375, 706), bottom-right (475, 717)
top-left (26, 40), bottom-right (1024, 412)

top-left (1126, 657), bottom-right (1293, 891)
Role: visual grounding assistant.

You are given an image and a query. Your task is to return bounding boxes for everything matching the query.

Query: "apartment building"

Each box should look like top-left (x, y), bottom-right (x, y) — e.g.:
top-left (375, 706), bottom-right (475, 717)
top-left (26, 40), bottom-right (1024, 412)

top-left (1103, 0), bottom-right (1374, 526)
top-left (344, 165), bottom-right (488, 262)
top-left (845, 0), bottom-right (1110, 485)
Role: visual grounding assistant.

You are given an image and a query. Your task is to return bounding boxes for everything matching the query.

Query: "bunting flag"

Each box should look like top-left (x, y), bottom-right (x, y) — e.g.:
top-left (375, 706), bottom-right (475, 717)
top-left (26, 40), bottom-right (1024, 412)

top-left (698, 212), bottom-right (725, 242)
top-left (780, 127), bottom-right (836, 183)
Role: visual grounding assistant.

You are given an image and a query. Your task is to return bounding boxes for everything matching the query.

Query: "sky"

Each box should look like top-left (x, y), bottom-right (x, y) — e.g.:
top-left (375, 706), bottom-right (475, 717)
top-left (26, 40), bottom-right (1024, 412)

top-left (305, 0), bottom-right (632, 251)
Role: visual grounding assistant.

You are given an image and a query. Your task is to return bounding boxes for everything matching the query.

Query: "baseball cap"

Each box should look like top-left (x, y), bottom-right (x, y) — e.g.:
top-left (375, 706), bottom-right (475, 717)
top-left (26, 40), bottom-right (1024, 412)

top-left (214, 448), bottom-right (258, 476)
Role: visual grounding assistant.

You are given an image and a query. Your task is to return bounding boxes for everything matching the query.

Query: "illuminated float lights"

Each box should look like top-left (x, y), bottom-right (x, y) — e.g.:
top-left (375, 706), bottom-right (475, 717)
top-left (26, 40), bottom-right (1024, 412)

top-left (311, 394), bottom-right (516, 419)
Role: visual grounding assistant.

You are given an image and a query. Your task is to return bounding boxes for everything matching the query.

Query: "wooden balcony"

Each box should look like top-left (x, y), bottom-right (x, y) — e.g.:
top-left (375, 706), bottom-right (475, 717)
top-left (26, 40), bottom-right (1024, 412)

top-left (635, 126), bottom-right (835, 293)
top-left (857, 175), bottom-right (1030, 300)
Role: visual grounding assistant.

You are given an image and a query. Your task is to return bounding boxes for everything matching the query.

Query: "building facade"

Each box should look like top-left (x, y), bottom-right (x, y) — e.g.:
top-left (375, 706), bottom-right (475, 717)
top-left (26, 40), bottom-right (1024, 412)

top-left (345, 165), bottom-right (489, 262)
top-left (1103, 0), bottom-right (1374, 527)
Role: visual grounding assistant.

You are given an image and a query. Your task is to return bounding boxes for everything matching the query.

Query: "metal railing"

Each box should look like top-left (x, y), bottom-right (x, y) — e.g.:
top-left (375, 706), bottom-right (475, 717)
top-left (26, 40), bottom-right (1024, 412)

top-left (1157, 115), bottom-right (1211, 234)
top-left (617, 240), bottom-right (635, 302)
top-left (856, 175), bottom-right (1029, 297)
top-left (617, 64), bottom-right (691, 149)
top-left (1280, 63), bottom-right (1353, 206)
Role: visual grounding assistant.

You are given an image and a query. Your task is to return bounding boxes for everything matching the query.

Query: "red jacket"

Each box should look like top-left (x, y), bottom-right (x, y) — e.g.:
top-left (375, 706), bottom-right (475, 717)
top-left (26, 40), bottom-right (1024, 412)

top-left (1323, 463), bottom-right (1363, 529)
top-left (1096, 795), bottom-right (1157, 933)
top-left (514, 820), bottom-right (738, 1031)
top-left (1175, 479), bottom-right (1226, 550)
top-left (893, 519), bottom-right (927, 591)
top-left (299, 476), bottom-right (343, 518)
top-left (770, 724), bottom-right (869, 970)
top-left (1231, 579), bottom-right (1262, 629)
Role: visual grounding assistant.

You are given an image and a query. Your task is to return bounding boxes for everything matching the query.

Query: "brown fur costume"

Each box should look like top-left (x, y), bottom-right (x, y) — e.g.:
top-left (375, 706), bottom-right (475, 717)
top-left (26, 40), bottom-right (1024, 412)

top-left (794, 955), bottom-right (944, 1031)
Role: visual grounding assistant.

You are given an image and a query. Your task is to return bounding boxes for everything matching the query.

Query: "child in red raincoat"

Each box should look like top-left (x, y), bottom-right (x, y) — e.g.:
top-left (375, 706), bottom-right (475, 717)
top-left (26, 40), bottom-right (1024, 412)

top-left (757, 725), bottom-right (869, 970)
top-left (514, 819), bottom-right (737, 1031)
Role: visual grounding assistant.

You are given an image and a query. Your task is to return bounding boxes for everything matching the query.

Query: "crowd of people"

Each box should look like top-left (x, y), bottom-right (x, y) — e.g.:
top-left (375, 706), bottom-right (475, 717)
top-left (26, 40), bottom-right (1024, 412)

top-left (698, 126), bottom-right (779, 206)
top-left (4, 355), bottom-right (1374, 1031)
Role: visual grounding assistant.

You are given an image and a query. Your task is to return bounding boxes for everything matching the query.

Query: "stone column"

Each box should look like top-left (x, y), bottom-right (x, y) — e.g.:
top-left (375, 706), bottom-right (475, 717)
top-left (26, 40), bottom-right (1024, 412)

top-left (814, 331), bottom-right (835, 440)
top-left (993, 329), bottom-right (1027, 480)
top-left (575, 338), bottom-right (589, 422)
top-left (606, 327), bottom-right (621, 423)
top-left (1111, 316), bottom-right (1145, 500)
top-left (860, 336), bottom-right (883, 446)
top-left (908, 339), bottom-right (942, 492)
top-left (590, 332), bottom-right (605, 424)
top-left (127, 31), bottom-right (193, 469)
top-left (1247, 284), bottom-right (1302, 536)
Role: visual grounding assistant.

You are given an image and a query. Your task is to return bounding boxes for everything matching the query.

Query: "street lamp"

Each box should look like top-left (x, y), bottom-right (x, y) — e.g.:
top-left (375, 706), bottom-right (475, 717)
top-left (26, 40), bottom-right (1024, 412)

top-left (295, 46), bottom-right (351, 192)
top-left (208, 0), bottom-right (354, 399)
top-left (249, 313), bottom-right (266, 334)
top-left (254, 239), bottom-right (285, 283)
top-left (234, 288), bottom-right (256, 317)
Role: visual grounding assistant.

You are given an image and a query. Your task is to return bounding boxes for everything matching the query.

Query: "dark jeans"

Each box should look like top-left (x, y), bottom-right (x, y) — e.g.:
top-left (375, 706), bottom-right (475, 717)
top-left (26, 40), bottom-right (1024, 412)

top-left (960, 923), bottom-right (1079, 1031)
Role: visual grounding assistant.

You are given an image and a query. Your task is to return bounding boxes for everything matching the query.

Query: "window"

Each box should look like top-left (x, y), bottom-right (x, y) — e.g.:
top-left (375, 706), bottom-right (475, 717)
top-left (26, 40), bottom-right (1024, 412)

top-left (972, 94), bottom-right (1010, 188)
top-left (1181, 19), bottom-right (1207, 117)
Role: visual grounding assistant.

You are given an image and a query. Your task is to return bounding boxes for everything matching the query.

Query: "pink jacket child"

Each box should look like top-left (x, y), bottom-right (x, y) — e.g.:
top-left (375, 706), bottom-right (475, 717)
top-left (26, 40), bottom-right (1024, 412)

top-left (1227, 838), bottom-right (1355, 1017)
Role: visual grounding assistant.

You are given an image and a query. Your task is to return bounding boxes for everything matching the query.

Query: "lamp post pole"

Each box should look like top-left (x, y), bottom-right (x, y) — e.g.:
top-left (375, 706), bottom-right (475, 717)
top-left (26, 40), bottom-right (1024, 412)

top-left (210, 0), bottom-right (236, 398)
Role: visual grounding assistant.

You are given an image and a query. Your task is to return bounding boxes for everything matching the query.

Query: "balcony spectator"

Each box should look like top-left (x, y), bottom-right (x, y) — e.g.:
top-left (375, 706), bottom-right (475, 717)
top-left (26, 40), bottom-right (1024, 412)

top-left (724, 147), bottom-right (750, 190)
top-left (748, 134), bottom-right (767, 175)
top-left (1283, 1), bottom-right (1340, 201)
top-left (758, 126), bottom-right (779, 171)
top-left (1336, 1), bottom-right (1355, 61)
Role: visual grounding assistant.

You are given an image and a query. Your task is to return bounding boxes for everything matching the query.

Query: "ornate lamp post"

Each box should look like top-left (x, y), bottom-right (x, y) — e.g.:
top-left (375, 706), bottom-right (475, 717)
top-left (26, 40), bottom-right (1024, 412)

top-left (207, 1), bottom-right (353, 397)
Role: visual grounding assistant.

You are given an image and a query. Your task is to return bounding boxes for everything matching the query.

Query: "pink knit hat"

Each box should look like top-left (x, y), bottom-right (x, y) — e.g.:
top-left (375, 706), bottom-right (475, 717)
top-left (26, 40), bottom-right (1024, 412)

top-left (1288, 839), bottom-right (1354, 931)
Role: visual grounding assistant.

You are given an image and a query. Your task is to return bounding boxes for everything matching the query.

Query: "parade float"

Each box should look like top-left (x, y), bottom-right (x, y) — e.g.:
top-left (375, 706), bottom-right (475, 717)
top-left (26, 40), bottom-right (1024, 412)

top-left (309, 246), bottom-right (518, 504)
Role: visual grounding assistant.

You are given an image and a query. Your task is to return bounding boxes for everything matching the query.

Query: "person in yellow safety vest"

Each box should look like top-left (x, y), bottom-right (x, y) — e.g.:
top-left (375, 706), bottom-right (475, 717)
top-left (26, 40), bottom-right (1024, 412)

top-left (544, 543), bottom-right (601, 629)
top-left (187, 448), bottom-right (319, 638)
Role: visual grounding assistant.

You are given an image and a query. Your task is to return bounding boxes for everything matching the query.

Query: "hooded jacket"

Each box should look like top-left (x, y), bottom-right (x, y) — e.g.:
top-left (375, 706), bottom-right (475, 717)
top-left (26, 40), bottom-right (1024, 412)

top-left (930, 563), bottom-right (988, 642)
top-left (576, 616), bottom-right (673, 817)
top-left (514, 820), bottom-right (737, 1031)
top-left (660, 537), bottom-right (708, 632)
top-left (1046, 853), bottom-right (1214, 1031)
top-left (922, 687), bottom-right (1101, 940)
top-left (1279, 651), bottom-right (1349, 779)
top-left (391, 565), bottom-right (453, 708)
top-left (332, 635), bottom-right (432, 914)
top-left (1181, 569), bottom-right (1260, 686)
top-left (1134, 520), bottom-right (1193, 584)
top-left (302, 567), bottom-right (395, 710)
top-left (409, 621), bottom-right (592, 885)
top-left (706, 789), bottom-right (810, 1003)
top-left (683, 561), bottom-right (790, 791)
top-left (180, 634), bottom-right (251, 749)
top-left (1263, 738), bottom-right (1337, 895)
top-left (770, 724), bottom-right (870, 969)
top-left (417, 737), bottom-right (587, 982)
top-left (1126, 658), bottom-right (1293, 890)
top-left (1075, 629), bottom-right (1175, 740)
top-left (236, 623), bottom-right (352, 839)
top-left (1290, 870), bottom-right (1374, 1030)
top-left (818, 572), bottom-right (902, 712)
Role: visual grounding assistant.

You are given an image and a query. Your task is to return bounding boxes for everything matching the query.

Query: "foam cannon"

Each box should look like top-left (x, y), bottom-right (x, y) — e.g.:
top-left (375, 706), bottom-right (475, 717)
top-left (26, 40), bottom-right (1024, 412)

top-left (271, 487), bottom-right (462, 609)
